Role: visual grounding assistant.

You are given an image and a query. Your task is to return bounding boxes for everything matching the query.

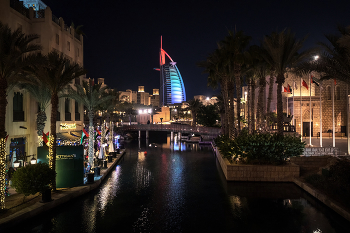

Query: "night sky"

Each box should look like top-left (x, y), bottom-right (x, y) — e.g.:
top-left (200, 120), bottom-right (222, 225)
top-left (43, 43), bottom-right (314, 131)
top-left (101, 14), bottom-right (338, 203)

top-left (43, 0), bottom-right (350, 100)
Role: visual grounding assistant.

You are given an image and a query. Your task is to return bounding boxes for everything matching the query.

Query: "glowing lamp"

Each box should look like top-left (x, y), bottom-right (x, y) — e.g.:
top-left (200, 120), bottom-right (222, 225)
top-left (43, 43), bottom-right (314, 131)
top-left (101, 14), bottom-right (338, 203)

top-left (14, 159), bottom-right (20, 168)
top-left (30, 155), bottom-right (37, 165)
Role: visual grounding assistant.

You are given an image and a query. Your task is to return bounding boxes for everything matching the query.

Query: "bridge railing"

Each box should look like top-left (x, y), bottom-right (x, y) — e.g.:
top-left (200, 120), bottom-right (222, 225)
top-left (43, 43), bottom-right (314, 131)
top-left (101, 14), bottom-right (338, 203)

top-left (120, 124), bottom-right (221, 136)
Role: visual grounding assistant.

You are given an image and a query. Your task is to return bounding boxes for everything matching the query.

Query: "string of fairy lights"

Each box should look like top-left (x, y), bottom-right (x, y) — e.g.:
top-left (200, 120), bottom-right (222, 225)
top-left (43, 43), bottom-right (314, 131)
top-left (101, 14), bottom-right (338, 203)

top-left (0, 137), bottom-right (6, 209)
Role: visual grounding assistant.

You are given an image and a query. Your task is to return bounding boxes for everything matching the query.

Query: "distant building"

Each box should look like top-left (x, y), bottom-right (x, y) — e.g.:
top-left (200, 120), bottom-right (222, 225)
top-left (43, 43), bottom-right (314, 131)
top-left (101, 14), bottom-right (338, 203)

top-left (194, 95), bottom-right (218, 106)
top-left (119, 86), bottom-right (160, 107)
top-left (156, 37), bottom-right (186, 107)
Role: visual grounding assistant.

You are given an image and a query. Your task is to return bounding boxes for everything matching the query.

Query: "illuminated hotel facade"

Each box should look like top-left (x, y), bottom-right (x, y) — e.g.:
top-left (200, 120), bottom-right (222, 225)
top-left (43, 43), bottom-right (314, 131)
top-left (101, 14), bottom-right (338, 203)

top-left (156, 37), bottom-right (186, 107)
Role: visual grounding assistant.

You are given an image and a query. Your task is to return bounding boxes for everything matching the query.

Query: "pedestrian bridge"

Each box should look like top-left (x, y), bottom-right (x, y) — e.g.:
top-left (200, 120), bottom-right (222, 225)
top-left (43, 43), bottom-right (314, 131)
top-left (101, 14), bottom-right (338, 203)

top-left (120, 124), bottom-right (221, 137)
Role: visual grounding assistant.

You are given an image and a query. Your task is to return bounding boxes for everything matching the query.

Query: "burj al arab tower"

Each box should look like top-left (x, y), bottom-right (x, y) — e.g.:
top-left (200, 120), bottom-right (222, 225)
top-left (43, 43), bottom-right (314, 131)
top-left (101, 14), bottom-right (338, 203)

top-left (155, 36), bottom-right (186, 107)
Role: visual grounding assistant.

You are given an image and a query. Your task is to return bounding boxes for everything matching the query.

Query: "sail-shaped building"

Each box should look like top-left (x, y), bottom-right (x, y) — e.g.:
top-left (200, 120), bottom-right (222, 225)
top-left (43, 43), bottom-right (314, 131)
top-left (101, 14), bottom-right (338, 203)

top-left (156, 37), bottom-right (186, 107)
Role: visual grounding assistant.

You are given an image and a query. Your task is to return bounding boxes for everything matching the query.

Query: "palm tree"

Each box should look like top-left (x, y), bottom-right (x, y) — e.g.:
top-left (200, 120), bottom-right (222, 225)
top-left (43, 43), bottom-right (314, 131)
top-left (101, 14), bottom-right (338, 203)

top-left (247, 45), bottom-right (272, 131)
top-left (98, 88), bottom-right (120, 123)
top-left (314, 26), bottom-right (350, 84)
top-left (0, 22), bottom-right (41, 209)
top-left (187, 99), bottom-right (202, 126)
top-left (262, 29), bottom-right (314, 135)
top-left (222, 30), bottom-right (251, 135)
top-left (63, 80), bottom-right (113, 170)
top-left (28, 51), bottom-right (86, 190)
top-left (18, 82), bottom-right (51, 146)
top-left (199, 46), bottom-right (234, 137)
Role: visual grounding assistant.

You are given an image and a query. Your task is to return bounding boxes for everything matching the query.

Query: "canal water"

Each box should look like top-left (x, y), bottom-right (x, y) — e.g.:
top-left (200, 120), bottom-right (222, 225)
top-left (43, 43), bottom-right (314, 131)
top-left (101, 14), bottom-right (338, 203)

top-left (15, 136), bottom-right (350, 233)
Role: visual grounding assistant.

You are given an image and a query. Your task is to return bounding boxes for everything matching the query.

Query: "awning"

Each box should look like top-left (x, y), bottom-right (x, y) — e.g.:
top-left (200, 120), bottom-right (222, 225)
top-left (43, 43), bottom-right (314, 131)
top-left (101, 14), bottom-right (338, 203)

top-left (56, 131), bottom-right (82, 141)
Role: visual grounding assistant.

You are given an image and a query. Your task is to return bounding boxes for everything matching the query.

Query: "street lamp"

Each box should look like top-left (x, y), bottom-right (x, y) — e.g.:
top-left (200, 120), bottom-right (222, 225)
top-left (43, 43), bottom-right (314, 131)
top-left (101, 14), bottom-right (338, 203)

top-left (13, 158), bottom-right (20, 168)
top-left (30, 154), bottom-right (37, 164)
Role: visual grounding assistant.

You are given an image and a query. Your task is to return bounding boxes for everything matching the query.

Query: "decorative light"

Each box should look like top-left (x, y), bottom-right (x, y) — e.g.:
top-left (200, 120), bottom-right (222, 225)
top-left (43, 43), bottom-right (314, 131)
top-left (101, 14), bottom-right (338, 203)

top-left (30, 154), bottom-right (37, 165)
top-left (48, 134), bottom-right (54, 169)
top-left (0, 137), bottom-right (6, 209)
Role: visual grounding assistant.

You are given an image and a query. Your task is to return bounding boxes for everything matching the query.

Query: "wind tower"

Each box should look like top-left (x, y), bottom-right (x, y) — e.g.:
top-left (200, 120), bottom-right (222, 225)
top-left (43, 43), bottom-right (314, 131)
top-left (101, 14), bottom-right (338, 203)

top-left (154, 36), bottom-right (186, 107)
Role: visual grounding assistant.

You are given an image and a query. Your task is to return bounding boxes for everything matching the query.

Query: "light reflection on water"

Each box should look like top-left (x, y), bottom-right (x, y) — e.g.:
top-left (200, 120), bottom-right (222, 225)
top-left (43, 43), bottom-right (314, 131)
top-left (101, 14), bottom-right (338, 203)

top-left (13, 136), bottom-right (350, 233)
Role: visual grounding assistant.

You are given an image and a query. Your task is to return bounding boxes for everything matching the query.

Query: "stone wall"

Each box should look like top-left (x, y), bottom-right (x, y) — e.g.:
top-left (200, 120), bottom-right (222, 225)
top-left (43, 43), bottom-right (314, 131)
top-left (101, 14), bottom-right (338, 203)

top-left (290, 156), bottom-right (332, 174)
top-left (215, 148), bottom-right (300, 182)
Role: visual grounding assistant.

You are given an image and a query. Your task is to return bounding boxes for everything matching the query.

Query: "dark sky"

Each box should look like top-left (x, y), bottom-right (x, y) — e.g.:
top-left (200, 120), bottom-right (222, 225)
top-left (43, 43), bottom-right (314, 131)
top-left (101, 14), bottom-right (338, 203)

top-left (43, 0), bottom-right (350, 100)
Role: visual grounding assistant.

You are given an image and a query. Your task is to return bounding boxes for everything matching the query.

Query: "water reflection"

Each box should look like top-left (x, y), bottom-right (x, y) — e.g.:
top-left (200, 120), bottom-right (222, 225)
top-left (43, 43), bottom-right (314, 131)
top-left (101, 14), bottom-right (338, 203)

top-left (97, 165), bottom-right (121, 215)
top-left (227, 182), bottom-right (346, 233)
top-left (13, 137), bottom-right (350, 233)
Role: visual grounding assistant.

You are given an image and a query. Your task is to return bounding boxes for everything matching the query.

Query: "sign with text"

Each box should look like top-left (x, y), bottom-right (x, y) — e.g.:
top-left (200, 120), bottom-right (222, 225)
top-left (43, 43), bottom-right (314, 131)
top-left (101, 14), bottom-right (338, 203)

top-left (303, 147), bottom-right (339, 156)
top-left (37, 145), bottom-right (84, 188)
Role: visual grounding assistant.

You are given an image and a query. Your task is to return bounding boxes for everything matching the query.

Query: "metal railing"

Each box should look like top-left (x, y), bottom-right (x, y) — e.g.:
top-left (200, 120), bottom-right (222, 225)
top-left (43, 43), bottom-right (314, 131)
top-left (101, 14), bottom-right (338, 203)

top-left (10, 0), bottom-right (29, 18)
top-left (52, 14), bottom-right (60, 26)
top-left (121, 124), bottom-right (221, 136)
top-left (64, 24), bottom-right (71, 33)
top-left (74, 31), bottom-right (80, 41)
top-left (34, 9), bottom-right (45, 18)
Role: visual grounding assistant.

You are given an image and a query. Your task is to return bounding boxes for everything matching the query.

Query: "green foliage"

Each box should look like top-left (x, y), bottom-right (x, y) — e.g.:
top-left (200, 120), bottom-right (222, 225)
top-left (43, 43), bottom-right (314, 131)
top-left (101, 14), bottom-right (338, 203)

top-left (215, 131), bottom-right (305, 164)
top-left (197, 104), bottom-right (220, 127)
top-left (11, 162), bottom-right (56, 196)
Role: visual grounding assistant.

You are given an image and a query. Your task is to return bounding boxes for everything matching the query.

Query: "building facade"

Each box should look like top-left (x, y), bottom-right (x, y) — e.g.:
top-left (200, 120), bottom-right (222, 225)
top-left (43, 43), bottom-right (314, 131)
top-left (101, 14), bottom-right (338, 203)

top-left (0, 0), bottom-right (85, 164)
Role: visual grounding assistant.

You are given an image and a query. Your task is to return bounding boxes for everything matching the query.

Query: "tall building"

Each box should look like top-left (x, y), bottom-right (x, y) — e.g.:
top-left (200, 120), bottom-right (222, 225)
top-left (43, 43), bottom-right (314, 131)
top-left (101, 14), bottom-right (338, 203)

top-left (156, 36), bottom-right (186, 107)
top-left (0, 0), bottom-right (85, 162)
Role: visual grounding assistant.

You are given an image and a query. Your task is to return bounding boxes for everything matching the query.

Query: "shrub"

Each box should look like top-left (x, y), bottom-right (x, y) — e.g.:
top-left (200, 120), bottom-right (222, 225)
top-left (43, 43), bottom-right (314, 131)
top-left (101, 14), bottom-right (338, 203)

top-left (214, 131), bottom-right (305, 164)
top-left (11, 162), bottom-right (56, 196)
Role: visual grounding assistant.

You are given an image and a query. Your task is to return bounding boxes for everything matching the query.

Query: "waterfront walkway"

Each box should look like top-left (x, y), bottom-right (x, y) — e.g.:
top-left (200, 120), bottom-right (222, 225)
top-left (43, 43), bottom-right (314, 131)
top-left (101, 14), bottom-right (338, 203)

top-left (0, 150), bottom-right (126, 229)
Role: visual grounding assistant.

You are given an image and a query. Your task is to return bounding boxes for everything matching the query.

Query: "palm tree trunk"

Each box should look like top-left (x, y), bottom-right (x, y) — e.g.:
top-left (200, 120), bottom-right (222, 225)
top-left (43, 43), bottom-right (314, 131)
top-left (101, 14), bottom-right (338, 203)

top-left (0, 75), bottom-right (7, 209)
top-left (247, 79), bottom-right (251, 133)
top-left (88, 110), bottom-right (94, 168)
top-left (267, 74), bottom-right (275, 128)
top-left (49, 92), bottom-right (58, 191)
top-left (257, 75), bottom-right (265, 129)
top-left (251, 80), bottom-right (256, 132)
top-left (235, 64), bottom-right (242, 135)
top-left (228, 80), bottom-right (235, 139)
top-left (277, 73), bottom-right (285, 135)
top-left (221, 77), bottom-right (230, 136)
top-left (37, 110), bottom-right (47, 146)
top-left (192, 112), bottom-right (196, 126)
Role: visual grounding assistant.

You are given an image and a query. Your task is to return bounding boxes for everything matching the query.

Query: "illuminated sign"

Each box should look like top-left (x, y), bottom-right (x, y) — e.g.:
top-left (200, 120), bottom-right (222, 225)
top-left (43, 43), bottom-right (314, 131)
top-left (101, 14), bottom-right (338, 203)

top-left (60, 123), bottom-right (77, 130)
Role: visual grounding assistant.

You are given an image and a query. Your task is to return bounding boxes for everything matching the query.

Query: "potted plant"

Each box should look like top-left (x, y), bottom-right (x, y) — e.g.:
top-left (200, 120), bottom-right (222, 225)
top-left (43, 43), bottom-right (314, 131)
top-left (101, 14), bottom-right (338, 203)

top-left (11, 162), bottom-right (56, 202)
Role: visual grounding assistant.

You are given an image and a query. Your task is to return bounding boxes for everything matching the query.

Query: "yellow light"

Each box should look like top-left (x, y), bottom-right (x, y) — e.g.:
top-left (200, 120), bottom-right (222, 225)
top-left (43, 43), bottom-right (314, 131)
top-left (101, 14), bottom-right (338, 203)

top-left (0, 138), bottom-right (6, 209)
top-left (60, 123), bottom-right (77, 130)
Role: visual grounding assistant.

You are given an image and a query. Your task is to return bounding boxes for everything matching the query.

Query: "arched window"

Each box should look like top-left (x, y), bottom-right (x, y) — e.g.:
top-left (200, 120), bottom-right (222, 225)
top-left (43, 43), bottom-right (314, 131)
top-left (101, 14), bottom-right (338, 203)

top-left (327, 86), bottom-right (331, 100)
top-left (336, 86), bottom-right (340, 100)
top-left (13, 92), bottom-right (24, 121)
